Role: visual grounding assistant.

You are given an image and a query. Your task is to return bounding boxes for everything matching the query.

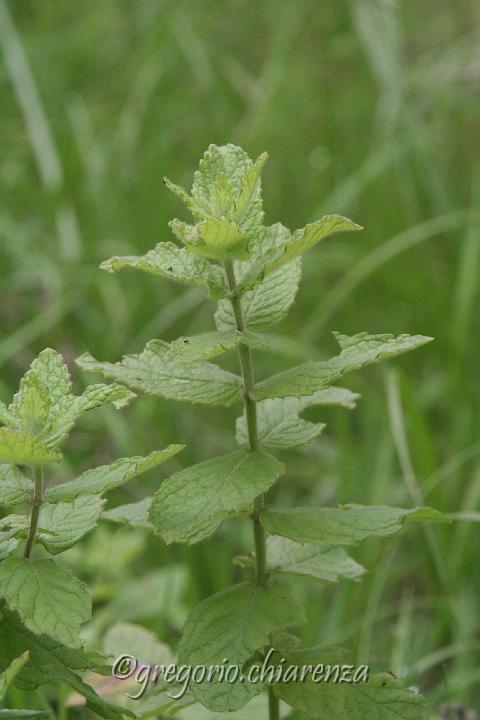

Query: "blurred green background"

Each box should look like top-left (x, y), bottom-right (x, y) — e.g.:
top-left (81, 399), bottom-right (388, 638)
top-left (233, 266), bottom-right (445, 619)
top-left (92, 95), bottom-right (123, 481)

top-left (1, 0), bottom-right (479, 717)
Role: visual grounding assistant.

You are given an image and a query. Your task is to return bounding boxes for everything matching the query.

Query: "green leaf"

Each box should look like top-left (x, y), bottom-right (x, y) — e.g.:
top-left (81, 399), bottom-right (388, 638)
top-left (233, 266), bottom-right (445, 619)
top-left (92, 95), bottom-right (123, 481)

top-left (149, 450), bottom-right (284, 544)
top-left (236, 387), bottom-right (359, 450)
top-left (46, 445), bottom-right (183, 502)
top-left (76, 340), bottom-right (243, 407)
top-left (36, 495), bottom-right (105, 553)
top-left (261, 505), bottom-right (448, 546)
top-left (178, 581), bottom-right (305, 712)
top-left (0, 428), bottom-right (61, 465)
top-left (252, 332), bottom-right (433, 400)
top-left (100, 241), bottom-right (226, 298)
top-left (42, 383), bottom-right (136, 450)
top-left (103, 622), bottom-right (173, 665)
top-left (0, 557), bottom-right (91, 647)
top-left (167, 331), bottom-right (267, 364)
top-left (9, 373), bottom-right (50, 435)
top-left (103, 497), bottom-right (152, 529)
top-left (0, 465), bottom-right (34, 505)
top-left (192, 145), bottom-right (263, 229)
top-left (274, 647), bottom-right (426, 719)
top-left (0, 608), bottom-right (132, 720)
top-left (267, 536), bottom-right (365, 582)
top-left (216, 259), bottom-right (302, 331)
top-left (0, 651), bottom-right (30, 700)
top-left (25, 349), bottom-right (72, 421)
top-left (266, 214), bottom-right (363, 272)
top-left (195, 218), bottom-right (248, 261)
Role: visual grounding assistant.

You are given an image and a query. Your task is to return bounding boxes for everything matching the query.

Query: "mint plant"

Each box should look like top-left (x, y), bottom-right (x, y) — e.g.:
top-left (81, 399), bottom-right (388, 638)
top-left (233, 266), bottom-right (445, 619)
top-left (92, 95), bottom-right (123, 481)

top-left (77, 144), bottom-right (445, 720)
top-left (0, 349), bottom-right (183, 718)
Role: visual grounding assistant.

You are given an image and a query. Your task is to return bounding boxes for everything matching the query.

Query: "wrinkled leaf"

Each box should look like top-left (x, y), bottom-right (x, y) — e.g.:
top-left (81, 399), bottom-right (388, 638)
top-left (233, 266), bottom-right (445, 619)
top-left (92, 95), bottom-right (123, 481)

top-left (150, 451), bottom-right (284, 544)
top-left (77, 340), bottom-right (242, 407)
top-left (0, 557), bottom-right (91, 647)
top-left (267, 536), bottom-right (365, 582)
top-left (0, 465), bottom-right (34, 505)
top-left (46, 446), bottom-right (183, 502)
top-left (36, 495), bottom-right (105, 553)
top-left (252, 332), bottom-right (433, 400)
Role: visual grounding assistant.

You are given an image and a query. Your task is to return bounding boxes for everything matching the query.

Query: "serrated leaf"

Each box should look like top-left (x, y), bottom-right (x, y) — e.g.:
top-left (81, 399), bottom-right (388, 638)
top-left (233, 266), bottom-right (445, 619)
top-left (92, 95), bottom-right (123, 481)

top-left (0, 608), bottom-right (133, 720)
top-left (0, 557), bottom-right (91, 647)
top-left (76, 340), bottom-right (242, 407)
top-left (35, 495), bottom-right (105, 553)
top-left (26, 349), bottom-right (72, 420)
top-left (178, 581), bottom-right (305, 711)
top-left (0, 651), bottom-right (30, 700)
top-left (252, 332), bottom-right (433, 400)
top-left (236, 387), bottom-right (359, 450)
top-left (0, 465), bottom-right (33, 505)
top-left (267, 536), bottom-right (365, 582)
top-left (262, 505), bottom-right (448, 546)
top-left (266, 214), bottom-right (362, 272)
top-left (167, 331), bottom-right (267, 364)
top-left (231, 152), bottom-right (268, 236)
top-left (149, 450), bottom-right (284, 544)
top-left (216, 259), bottom-right (302, 331)
top-left (274, 646), bottom-right (426, 719)
top-left (0, 428), bottom-right (61, 465)
top-left (103, 497), bottom-right (152, 529)
top-left (100, 241), bottom-right (226, 298)
top-left (42, 383), bottom-right (136, 450)
top-left (46, 445), bottom-right (183, 502)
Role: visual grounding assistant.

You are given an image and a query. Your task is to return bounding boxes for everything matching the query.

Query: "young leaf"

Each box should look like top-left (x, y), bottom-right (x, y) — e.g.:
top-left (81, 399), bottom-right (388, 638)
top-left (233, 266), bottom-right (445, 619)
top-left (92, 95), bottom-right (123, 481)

top-left (0, 557), bottom-right (91, 647)
top-left (26, 349), bottom-right (72, 420)
top-left (103, 497), bottom-right (152, 529)
top-left (46, 445), bottom-right (183, 502)
top-left (0, 465), bottom-right (34, 505)
top-left (100, 241), bottom-right (226, 298)
top-left (36, 495), bottom-right (105, 553)
top-left (167, 331), bottom-right (267, 364)
top-left (0, 428), bottom-right (61, 465)
top-left (262, 505), bottom-right (448, 545)
top-left (236, 387), bottom-right (359, 450)
top-left (195, 218), bottom-right (248, 261)
top-left (0, 608), bottom-right (132, 720)
top-left (216, 258), bottom-right (302, 331)
top-left (274, 647), bottom-right (426, 719)
top-left (9, 372), bottom-right (50, 435)
top-left (266, 214), bottom-right (363, 272)
top-left (149, 450), bottom-right (284, 544)
top-left (76, 340), bottom-right (243, 407)
top-left (267, 536), bottom-right (365, 582)
top-left (178, 581), bottom-right (305, 712)
top-left (252, 332), bottom-right (433, 400)
top-left (0, 538), bottom-right (18, 561)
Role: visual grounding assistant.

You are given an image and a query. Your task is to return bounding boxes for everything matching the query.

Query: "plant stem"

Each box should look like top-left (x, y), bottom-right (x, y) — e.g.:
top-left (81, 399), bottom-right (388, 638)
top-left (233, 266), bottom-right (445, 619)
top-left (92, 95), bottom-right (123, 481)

top-left (268, 687), bottom-right (280, 720)
top-left (224, 260), bottom-right (267, 585)
top-left (24, 465), bottom-right (43, 558)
